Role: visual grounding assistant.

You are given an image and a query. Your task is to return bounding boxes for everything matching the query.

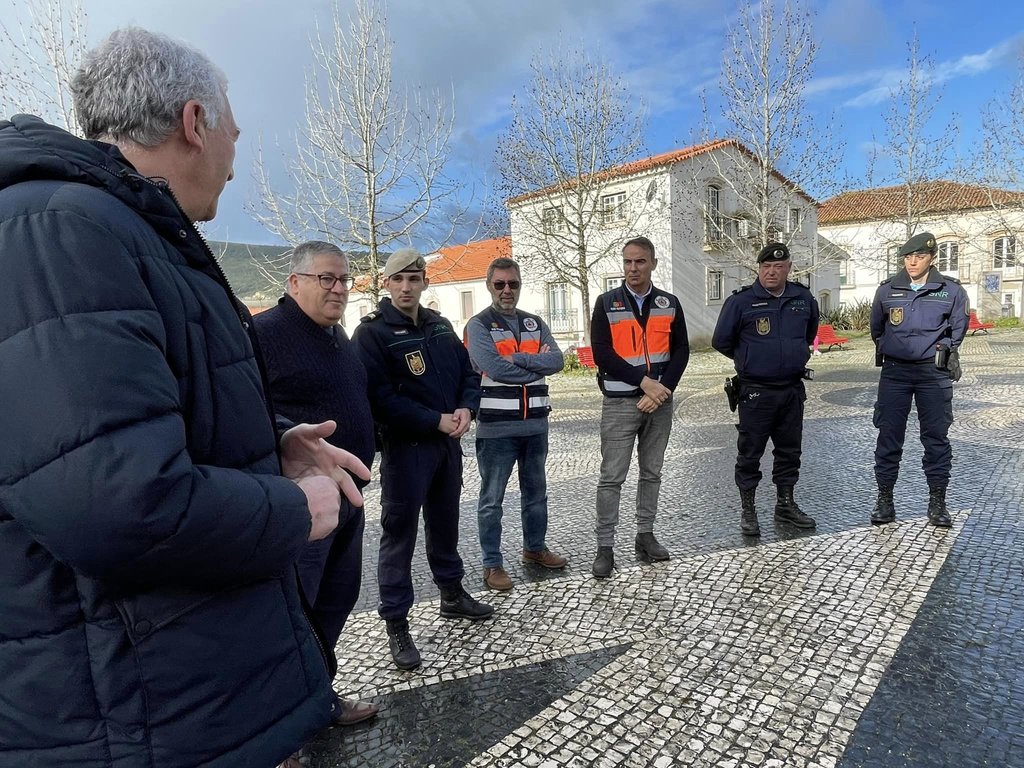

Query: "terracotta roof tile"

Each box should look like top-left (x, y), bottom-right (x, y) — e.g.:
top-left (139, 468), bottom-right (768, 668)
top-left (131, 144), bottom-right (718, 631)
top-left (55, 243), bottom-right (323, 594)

top-left (507, 138), bottom-right (813, 205)
top-left (818, 181), bottom-right (1024, 225)
top-left (426, 237), bottom-right (511, 284)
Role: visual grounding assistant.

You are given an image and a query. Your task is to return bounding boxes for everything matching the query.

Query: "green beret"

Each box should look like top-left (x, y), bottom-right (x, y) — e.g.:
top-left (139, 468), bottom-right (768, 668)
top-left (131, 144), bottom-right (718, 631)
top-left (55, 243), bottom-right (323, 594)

top-left (383, 248), bottom-right (427, 278)
top-left (898, 232), bottom-right (937, 258)
top-left (757, 243), bottom-right (790, 264)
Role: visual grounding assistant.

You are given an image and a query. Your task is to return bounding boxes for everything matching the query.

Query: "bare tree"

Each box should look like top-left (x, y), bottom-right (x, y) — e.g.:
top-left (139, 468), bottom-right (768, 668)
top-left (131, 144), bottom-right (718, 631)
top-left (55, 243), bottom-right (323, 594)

top-left (497, 46), bottom-right (649, 343)
top-left (864, 35), bottom-right (960, 246)
top-left (973, 53), bottom-right (1024, 235)
top-left (249, 0), bottom-right (459, 300)
top-left (0, 0), bottom-right (87, 132)
top-left (687, 0), bottom-right (842, 276)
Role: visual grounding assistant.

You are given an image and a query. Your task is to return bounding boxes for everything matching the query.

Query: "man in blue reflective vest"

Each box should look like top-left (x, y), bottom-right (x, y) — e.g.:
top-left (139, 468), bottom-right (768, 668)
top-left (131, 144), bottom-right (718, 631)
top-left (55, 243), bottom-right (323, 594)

top-left (712, 243), bottom-right (819, 536)
top-left (870, 232), bottom-right (968, 527)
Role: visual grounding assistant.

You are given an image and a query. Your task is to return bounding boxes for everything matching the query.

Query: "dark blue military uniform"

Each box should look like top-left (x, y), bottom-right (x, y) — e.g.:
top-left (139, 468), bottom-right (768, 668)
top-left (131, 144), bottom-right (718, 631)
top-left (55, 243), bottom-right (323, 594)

top-left (353, 298), bottom-right (481, 621)
top-left (870, 267), bottom-right (968, 489)
top-left (712, 279), bottom-right (819, 491)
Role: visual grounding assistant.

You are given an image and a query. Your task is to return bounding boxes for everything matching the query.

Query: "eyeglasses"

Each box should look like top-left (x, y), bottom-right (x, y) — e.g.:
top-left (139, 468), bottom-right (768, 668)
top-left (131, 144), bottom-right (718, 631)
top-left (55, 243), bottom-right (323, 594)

top-left (492, 280), bottom-right (521, 291)
top-left (295, 272), bottom-right (355, 290)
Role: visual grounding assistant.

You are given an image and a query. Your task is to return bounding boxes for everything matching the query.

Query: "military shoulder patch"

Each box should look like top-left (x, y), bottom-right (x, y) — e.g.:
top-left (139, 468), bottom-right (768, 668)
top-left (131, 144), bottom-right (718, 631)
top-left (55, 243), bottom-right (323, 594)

top-left (359, 311), bottom-right (379, 323)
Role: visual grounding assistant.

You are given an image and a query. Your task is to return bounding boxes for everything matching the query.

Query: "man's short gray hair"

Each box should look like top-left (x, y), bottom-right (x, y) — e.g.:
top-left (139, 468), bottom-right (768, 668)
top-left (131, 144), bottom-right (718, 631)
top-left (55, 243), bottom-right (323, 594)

top-left (290, 241), bottom-right (347, 274)
top-left (71, 27), bottom-right (228, 147)
top-left (486, 257), bottom-right (521, 285)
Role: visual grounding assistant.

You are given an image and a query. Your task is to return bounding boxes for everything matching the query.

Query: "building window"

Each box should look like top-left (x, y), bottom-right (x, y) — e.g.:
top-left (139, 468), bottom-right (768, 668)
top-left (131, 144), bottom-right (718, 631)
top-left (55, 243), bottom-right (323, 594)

top-left (542, 205), bottom-right (564, 233)
top-left (604, 276), bottom-right (624, 291)
top-left (818, 291), bottom-right (831, 315)
top-left (460, 290), bottom-right (474, 320)
top-left (706, 184), bottom-right (723, 241)
top-left (993, 236), bottom-right (1017, 268)
top-left (787, 207), bottom-right (802, 234)
top-left (600, 191), bottom-right (627, 225)
top-left (707, 269), bottom-right (723, 302)
top-left (838, 258), bottom-right (850, 286)
top-left (936, 241), bottom-right (959, 272)
top-left (546, 281), bottom-right (574, 333)
top-left (885, 245), bottom-right (900, 278)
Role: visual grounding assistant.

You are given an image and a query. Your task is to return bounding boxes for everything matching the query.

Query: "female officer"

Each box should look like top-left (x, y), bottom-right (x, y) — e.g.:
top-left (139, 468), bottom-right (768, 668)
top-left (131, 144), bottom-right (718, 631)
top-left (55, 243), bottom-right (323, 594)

top-left (870, 232), bottom-right (969, 527)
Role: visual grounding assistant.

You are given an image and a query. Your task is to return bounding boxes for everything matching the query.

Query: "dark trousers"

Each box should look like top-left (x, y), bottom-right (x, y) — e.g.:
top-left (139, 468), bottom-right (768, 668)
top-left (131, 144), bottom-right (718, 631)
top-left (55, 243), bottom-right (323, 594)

top-left (378, 437), bottom-right (465, 620)
top-left (735, 381), bottom-right (805, 491)
top-left (873, 360), bottom-right (954, 487)
top-left (296, 498), bottom-right (364, 652)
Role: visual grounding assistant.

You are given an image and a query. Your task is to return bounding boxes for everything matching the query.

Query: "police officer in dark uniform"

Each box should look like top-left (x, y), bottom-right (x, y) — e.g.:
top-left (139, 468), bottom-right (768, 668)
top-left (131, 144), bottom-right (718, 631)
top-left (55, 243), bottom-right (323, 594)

top-left (353, 249), bottom-right (492, 671)
top-left (870, 232), bottom-right (968, 528)
top-left (712, 243), bottom-right (819, 536)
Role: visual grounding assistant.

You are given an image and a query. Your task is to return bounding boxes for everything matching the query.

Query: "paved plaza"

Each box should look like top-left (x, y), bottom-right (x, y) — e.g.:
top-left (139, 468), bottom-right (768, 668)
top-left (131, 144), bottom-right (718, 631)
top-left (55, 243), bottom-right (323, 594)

top-left (309, 330), bottom-right (1024, 768)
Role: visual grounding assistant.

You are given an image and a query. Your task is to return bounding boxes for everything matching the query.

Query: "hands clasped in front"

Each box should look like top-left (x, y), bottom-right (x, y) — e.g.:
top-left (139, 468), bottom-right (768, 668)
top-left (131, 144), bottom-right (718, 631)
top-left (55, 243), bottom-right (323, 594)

top-left (281, 420), bottom-right (372, 542)
top-left (438, 407), bottom-right (473, 439)
top-left (638, 376), bottom-right (671, 413)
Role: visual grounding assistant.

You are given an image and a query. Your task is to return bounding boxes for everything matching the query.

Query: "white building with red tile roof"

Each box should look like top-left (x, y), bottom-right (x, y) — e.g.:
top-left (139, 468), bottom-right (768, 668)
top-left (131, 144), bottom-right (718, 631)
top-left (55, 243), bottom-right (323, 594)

top-left (507, 139), bottom-right (834, 346)
top-left (818, 181), bottom-right (1024, 320)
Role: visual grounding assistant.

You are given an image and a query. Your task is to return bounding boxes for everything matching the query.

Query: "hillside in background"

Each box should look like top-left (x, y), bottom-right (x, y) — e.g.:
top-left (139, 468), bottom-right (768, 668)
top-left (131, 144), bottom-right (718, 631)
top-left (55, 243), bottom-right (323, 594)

top-left (208, 240), bottom-right (289, 300)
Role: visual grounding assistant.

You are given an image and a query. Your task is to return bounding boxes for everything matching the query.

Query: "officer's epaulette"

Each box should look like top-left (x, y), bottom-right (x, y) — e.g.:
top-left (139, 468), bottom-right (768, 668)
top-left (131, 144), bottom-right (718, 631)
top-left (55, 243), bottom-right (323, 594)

top-left (731, 284), bottom-right (751, 295)
top-left (359, 311), bottom-right (380, 323)
top-left (879, 277), bottom-right (893, 286)
top-left (789, 279), bottom-right (809, 289)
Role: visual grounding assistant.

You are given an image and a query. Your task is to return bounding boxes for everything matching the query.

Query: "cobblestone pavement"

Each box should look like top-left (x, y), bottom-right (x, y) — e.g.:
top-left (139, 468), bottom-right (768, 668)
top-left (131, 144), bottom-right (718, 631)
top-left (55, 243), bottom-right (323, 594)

top-left (309, 330), bottom-right (1024, 767)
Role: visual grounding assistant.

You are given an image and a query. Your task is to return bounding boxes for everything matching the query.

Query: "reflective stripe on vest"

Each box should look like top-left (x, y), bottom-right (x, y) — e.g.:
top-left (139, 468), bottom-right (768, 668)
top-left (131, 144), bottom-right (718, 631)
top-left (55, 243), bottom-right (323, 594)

top-left (476, 310), bottom-right (551, 422)
top-left (600, 288), bottom-right (676, 397)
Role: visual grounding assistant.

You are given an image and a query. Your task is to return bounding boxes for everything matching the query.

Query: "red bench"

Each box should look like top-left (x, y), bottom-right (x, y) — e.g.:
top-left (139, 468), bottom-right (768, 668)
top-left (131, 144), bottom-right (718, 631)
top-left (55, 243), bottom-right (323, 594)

top-left (968, 311), bottom-right (994, 335)
top-left (817, 324), bottom-right (849, 351)
top-left (575, 346), bottom-right (597, 368)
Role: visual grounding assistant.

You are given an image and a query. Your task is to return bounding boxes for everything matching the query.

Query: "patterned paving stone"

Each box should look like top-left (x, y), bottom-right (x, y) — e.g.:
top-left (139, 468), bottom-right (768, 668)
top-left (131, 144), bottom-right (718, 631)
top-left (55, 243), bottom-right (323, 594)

top-left (314, 329), bottom-right (1024, 767)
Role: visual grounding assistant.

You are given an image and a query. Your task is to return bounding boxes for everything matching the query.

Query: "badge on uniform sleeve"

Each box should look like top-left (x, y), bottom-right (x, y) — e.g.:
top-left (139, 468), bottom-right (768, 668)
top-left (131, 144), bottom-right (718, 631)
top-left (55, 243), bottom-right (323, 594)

top-left (890, 307), bottom-right (904, 326)
top-left (756, 317), bottom-right (771, 336)
top-left (405, 350), bottom-right (426, 375)
top-left (523, 317), bottom-right (538, 331)
top-left (655, 295), bottom-right (670, 309)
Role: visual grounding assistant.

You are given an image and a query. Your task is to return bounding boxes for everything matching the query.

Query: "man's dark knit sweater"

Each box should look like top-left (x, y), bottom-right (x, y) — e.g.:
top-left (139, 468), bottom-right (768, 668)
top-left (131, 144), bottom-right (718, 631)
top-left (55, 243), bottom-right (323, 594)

top-left (254, 295), bottom-right (375, 474)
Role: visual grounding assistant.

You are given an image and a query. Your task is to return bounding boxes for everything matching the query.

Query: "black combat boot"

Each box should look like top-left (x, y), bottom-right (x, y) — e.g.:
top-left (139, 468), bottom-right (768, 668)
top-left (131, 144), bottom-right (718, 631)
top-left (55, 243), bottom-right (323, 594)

top-left (740, 488), bottom-right (759, 536)
top-left (927, 486), bottom-right (952, 528)
top-left (385, 619), bottom-right (421, 671)
top-left (870, 484), bottom-right (896, 525)
top-left (592, 546), bottom-right (614, 578)
top-left (439, 584), bottom-right (494, 621)
top-left (635, 532), bottom-right (670, 562)
top-left (774, 486), bottom-right (816, 529)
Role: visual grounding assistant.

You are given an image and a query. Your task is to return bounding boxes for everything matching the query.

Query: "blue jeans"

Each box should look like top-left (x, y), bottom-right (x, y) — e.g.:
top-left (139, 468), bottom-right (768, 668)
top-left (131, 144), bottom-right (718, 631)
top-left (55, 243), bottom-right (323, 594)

top-left (476, 433), bottom-right (550, 568)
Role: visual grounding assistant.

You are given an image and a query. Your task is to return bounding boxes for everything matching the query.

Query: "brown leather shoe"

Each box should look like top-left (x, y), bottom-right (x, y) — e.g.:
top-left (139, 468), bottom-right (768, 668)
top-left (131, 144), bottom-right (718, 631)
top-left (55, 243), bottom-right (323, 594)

top-left (522, 548), bottom-right (568, 569)
top-left (483, 566), bottom-right (513, 591)
top-left (332, 698), bottom-right (379, 726)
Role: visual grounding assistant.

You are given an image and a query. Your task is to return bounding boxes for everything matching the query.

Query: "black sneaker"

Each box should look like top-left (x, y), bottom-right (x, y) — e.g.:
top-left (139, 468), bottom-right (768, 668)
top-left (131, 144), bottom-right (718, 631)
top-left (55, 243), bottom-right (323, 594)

top-left (439, 586), bottom-right (494, 621)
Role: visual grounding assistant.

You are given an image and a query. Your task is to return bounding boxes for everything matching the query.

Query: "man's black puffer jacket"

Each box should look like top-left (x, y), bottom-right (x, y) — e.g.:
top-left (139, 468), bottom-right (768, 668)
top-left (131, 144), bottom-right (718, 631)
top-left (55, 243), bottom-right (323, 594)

top-left (0, 116), bottom-right (334, 768)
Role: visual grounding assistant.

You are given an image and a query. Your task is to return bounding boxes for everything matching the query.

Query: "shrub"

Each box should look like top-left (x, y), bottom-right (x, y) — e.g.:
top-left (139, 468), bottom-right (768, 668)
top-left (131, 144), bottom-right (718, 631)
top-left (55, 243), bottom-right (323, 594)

top-left (562, 348), bottom-right (586, 372)
top-left (995, 316), bottom-right (1020, 328)
top-left (822, 299), bottom-right (871, 331)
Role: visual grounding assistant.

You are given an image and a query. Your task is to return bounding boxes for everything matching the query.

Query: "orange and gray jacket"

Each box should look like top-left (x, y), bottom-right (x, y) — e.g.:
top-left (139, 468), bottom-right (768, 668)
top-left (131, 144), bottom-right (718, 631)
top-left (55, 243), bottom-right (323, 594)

top-left (590, 285), bottom-right (690, 397)
top-left (465, 307), bottom-right (563, 423)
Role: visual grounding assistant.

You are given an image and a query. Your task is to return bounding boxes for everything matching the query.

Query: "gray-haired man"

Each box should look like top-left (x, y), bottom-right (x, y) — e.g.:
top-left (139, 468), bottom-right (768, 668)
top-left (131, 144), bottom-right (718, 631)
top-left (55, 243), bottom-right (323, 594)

top-left (0, 27), bottom-right (367, 768)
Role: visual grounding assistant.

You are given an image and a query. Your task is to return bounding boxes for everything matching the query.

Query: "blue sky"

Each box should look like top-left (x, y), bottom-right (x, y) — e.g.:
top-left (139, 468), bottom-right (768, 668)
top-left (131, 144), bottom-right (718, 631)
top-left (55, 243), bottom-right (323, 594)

top-left (2, 0), bottom-right (1022, 246)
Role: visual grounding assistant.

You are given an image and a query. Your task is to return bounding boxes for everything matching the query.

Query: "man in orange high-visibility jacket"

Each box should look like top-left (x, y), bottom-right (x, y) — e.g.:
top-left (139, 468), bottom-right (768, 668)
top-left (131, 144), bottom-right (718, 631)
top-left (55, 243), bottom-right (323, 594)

top-left (590, 236), bottom-right (690, 578)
